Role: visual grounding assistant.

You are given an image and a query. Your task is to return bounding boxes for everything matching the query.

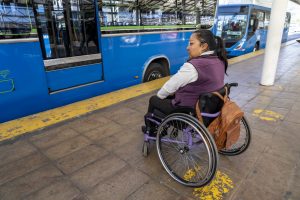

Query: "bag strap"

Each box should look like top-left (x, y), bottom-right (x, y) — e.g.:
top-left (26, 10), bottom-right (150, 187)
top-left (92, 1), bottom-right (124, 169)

top-left (196, 86), bottom-right (229, 122)
top-left (212, 86), bottom-right (228, 102)
top-left (195, 100), bottom-right (204, 123)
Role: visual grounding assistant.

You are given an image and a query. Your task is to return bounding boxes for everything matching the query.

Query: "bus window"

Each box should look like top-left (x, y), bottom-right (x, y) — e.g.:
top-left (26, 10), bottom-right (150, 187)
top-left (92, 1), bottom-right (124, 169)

top-left (284, 12), bottom-right (291, 29)
top-left (0, 0), bottom-right (37, 39)
top-left (264, 11), bottom-right (270, 30)
top-left (33, 0), bottom-right (99, 62)
top-left (247, 9), bottom-right (259, 38)
top-left (216, 14), bottom-right (247, 46)
top-left (257, 11), bottom-right (264, 29)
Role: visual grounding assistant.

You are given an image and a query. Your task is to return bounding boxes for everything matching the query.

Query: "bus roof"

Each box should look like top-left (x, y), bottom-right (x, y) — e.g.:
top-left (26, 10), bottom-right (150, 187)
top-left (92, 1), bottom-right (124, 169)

top-left (218, 4), bottom-right (271, 10)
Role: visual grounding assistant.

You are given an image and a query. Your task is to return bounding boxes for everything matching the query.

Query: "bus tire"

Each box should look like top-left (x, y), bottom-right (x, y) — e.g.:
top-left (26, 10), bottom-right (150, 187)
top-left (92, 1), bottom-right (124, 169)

top-left (143, 63), bottom-right (167, 82)
top-left (253, 43), bottom-right (259, 52)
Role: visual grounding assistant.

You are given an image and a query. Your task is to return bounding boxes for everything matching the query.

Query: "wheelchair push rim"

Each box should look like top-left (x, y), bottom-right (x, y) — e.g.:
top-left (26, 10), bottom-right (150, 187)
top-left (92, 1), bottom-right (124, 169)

top-left (156, 113), bottom-right (218, 187)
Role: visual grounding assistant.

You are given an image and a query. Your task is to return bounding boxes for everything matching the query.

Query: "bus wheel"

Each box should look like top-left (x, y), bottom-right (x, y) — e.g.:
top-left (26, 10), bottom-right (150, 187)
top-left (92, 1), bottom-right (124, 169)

top-left (143, 63), bottom-right (167, 82)
top-left (253, 43), bottom-right (259, 52)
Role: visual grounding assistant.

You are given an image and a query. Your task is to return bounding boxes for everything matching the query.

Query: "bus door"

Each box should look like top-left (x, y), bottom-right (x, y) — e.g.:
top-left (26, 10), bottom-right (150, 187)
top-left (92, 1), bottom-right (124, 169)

top-left (247, 8), bottom-right (265, 50)
top-left (32, 0), bottom-right (103, 93)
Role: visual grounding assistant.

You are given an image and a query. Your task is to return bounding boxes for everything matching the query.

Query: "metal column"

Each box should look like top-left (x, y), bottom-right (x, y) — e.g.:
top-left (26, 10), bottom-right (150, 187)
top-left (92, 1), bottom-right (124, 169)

top-left (260, 0), bottom-right (289, 86)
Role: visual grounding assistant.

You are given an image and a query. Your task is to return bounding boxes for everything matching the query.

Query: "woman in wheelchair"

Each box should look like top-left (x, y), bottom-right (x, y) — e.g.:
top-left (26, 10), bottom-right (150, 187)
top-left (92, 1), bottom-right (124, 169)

top-left (143, 29), bottom-right (228, 134)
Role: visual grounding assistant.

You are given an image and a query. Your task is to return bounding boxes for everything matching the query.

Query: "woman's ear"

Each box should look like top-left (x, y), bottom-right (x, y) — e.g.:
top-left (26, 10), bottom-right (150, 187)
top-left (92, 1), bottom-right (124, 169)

top-left (202, 43), bottom-right (209, 51)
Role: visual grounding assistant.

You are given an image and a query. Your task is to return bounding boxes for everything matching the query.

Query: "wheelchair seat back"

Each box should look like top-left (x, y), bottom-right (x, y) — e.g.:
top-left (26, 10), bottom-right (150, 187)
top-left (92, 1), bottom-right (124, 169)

top-left (197, 87), bottom-right (226, 127)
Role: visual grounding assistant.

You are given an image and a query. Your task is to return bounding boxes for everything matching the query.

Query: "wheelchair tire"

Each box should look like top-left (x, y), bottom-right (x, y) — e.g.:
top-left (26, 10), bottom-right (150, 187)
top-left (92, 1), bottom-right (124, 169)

top-left (156, 113), bottom-right (218, 187)
top-left (219, 116), bottom-right (251, 156)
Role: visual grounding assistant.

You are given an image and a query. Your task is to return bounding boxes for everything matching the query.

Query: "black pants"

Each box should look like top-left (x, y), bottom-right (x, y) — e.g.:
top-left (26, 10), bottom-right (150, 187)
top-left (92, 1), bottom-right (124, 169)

top-left (144, 95), bottom-right (175, 131)
top-left (147, 95), bottom-right (176, 115)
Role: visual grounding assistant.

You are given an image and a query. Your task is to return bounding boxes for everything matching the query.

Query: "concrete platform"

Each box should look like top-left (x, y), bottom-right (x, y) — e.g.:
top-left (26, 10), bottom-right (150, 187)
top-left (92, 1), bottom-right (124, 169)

top-left (0, 41), bottom-right (300, 200)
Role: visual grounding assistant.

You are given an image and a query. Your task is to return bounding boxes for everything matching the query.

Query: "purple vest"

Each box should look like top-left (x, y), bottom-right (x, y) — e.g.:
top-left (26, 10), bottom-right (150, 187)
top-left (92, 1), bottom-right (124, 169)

top-left (172, 55), bottom-right (225, 107)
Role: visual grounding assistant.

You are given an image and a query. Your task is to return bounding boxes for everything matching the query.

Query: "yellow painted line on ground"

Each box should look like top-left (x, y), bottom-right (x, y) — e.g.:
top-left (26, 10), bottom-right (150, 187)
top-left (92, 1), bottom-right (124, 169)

top-left (252, 109), bottom-right (283, 122)
top-left (0, 77), bottom-right (169, 142)
top-left (228, 49), bottom-right (264, 65)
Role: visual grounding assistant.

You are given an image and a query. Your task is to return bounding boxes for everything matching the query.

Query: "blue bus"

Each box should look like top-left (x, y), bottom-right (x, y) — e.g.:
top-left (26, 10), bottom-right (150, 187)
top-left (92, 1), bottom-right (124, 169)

top-left (0, 0), bottom-right (217, 123)
top-left (212, 4), bottom-right (291, 57)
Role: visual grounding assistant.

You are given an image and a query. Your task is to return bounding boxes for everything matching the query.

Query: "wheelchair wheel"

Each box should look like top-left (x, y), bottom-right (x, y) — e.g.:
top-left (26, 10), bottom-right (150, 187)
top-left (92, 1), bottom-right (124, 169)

top-left (219, 116), bottom-right (251, 156)
top-left (156, 113), bottom-right (218, 187)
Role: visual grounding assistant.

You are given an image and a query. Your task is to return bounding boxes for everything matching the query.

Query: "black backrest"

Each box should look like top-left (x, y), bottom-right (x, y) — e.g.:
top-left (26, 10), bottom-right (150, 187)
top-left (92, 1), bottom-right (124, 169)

top-left (199, 86), bottom-right (226, 127)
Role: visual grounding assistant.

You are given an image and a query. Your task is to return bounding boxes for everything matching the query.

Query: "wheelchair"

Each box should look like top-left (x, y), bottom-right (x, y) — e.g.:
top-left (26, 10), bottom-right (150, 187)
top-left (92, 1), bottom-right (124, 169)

top-left (142, 83), bottom-right (251, 187)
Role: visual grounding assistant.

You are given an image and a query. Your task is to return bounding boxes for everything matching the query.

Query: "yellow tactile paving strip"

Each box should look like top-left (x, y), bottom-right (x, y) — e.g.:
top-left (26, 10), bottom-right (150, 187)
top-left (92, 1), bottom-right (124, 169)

top-left (0, 39), bottom-right (298, 142)
top-left (0, 78), bottom-right (168, 142)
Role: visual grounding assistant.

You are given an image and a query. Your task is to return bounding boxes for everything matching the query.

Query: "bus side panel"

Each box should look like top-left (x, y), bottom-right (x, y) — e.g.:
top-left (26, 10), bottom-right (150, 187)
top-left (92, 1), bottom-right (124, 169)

top-left (46, 63), bottom-right (103, 92)
top-left (0, 32), bottom-right (192, 122)
top-left (100, 32), bottom-right (190, 88)
top-left (0, 42), bottom-right (49, 122)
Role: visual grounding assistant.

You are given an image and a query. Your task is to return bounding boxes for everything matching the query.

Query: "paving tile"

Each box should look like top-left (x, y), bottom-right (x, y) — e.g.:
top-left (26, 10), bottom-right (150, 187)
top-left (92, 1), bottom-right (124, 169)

top-left (113, 133), bottom-right (144, 165)
top-left (259, 90), bottom-right (281, 98)
top-left (231, 180), bottom-right (280, 200)
top-left (218, 149), bottom-right (259, 179)
top-left (82, 121), bottom-right (123, 141)
top-left (102, 107), bottom-right (145, 126)
top-left (136, 150), bottom-right (195, 198)
top-left (136, 143), bottom-right (164, 178)
top-left (245, 153), bottom-right (294, 195)
top-left (0, 140), bottom-right (36, 167)
top-left (244, 114), bottom-right (281, 133)
top-left (43, 136), bottom-right (91, 160)
top-left (96, 129), bottom-right (141, 152)
top-left (70, 155), bottom-right (127, 191)
top-left (269, 98), bottom-right (295, 109)
top-left (56, 144), bottom-right (108, 174)
top-left (30, 126), bottom-right (79, 149)
top-left (23, 179), bottom-right (80, 200)
top-left (284, 110), bottom-right (300, 123)
top-left (124, 95), bottom-right (154, 113)
top-left (0, 164), bottom-right (62, 200)
top-left (68, 117), bottom-right (103, 133)
top-left (87, 168), bottom-right (150, 200)
top-left (127, 180), bottom-right (180, 200)
top-left (276, 121), bottom-right (300, 136)
top-left (283, 165), bottom-right (300, 200)
top-left (0, 152), bottom-right (48, 185)
top-left (242, 102), bottom-right (269, 114)
top-left (251, 95), bottom-right (273, 104)
top-left (248, 128), bottom-right (274, 153)
top-left (85, 113), bottom-right (114, 124)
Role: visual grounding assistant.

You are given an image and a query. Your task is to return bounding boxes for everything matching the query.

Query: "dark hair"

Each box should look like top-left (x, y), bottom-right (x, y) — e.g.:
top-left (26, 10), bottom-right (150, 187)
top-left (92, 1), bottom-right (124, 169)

top-left (192, 30), bottom-right (228, 73)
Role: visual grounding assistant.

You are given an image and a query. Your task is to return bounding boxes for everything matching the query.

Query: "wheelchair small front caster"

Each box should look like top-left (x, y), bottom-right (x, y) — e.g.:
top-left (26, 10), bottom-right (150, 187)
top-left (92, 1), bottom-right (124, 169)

top-left (142, 142), bottom-right (150, 157)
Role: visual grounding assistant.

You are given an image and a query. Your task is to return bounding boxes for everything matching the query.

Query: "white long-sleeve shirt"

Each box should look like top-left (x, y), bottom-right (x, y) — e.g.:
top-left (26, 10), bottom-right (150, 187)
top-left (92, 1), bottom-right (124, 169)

top-left (157, 62), bottom-right (197, 99)
top-left (157, 51), bottom-right (214, 99)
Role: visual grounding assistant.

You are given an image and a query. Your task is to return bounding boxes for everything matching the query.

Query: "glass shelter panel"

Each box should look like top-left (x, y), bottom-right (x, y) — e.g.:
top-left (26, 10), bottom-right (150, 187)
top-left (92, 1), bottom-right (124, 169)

top-left (98, 0), bottom-right (217, 33)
